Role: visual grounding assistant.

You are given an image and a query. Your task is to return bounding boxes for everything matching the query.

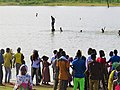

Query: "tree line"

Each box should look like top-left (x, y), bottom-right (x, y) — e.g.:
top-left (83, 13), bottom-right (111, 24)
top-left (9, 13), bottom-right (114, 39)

top-left (0, 0), bottom-right (120, 5)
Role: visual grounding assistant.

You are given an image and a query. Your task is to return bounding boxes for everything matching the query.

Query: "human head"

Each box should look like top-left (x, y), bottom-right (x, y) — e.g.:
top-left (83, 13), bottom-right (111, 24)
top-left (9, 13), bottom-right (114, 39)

top-left (76, 50), bottom-right (82, 59)
top-left (61, 51), bottom-right (66, 57)
top-left (55, 52), bottom-right (61, 59)
top-left (114, 49), bottom-right (118, 56)
top-left (92, 49), bottom-right (97, 55)
top-left (59, 48), bottom-right (63, 54)
top-left (53, 50), bottom-right (57, 55)
top-left (20, 64), bottom-right (28, 75)
top-left (91, 53), bottom-right (96, 61)
top-left (6, 48), bottom-right (10, 53)
top-left (17, 47), bottom-right (21, 53)
top-left (99, 50), bottom-right (105, 57)
top-left (42, 55), bottom-right (49, 61)
top-left (32, 50), bottom-right (39, 60)
top-left (0, 49), bottom-right (5, 54)
top-left (88, 48), bottom-right (93, 55)
top-left (109, 51), bottom-right (113, 57)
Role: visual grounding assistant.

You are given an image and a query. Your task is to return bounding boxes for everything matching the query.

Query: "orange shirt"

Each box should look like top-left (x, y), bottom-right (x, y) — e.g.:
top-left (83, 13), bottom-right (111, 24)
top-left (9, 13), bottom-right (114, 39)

top-left (56, 60), bottom-right (70, 80)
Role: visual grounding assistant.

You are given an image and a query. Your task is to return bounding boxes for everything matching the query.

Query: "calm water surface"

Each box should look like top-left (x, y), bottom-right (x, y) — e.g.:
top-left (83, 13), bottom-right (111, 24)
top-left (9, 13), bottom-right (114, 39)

top-left (0, 6), bottom-right (120, 81)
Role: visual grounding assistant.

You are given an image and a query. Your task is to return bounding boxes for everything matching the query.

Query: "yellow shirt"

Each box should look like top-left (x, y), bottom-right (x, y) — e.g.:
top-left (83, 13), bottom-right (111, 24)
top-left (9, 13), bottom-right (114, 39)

top-left (4, 53), bottom-right (12, 68)
top-left (56, 60), bottom-right (70, 80)
top-left (14, 53), bottom-right (22, 64)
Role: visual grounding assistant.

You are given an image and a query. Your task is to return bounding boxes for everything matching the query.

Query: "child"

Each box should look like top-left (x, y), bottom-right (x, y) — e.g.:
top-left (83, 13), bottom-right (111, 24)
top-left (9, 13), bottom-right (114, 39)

top-left (42, 56), bottom-right (51, 85)
top-left (14, 64), bottom-right (33, 90)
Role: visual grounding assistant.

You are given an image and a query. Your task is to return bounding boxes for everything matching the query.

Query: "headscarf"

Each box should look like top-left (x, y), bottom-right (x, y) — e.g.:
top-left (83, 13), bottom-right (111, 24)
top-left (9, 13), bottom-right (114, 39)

top-left (19, 64), bottom-right (28, 75)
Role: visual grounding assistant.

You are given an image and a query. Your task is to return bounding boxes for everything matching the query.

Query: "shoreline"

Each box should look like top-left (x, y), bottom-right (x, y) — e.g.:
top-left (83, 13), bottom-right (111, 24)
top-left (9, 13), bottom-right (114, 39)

top-left (0, 2), bottom-right (120, 6)
top-left (0, 83), bottom-right (72, 90)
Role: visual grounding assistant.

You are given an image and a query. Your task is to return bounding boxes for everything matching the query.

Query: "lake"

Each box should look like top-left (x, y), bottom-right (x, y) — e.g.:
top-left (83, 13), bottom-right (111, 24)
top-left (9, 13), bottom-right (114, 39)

top-left (0, 6), bottom-right (120, 82)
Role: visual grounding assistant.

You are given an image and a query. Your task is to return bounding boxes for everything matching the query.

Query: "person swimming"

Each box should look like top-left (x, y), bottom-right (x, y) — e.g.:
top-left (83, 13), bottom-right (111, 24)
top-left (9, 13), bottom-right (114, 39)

top-left (60, 27), bottom-right (63, 32)
top-left (36, 13), bottom-right (38, 17)
top-left (101, 27), bottom-right (106, 33)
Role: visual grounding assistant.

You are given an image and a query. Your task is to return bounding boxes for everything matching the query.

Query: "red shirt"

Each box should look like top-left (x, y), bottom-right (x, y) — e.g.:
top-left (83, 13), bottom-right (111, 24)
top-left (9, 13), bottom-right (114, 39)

top-left (96, 57), bottom-right (106, 64)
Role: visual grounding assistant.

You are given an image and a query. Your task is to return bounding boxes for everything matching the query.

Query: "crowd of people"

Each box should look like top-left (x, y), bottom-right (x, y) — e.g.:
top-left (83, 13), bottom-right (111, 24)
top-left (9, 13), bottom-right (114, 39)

top-left (0, 47), bottom-right (120, 90)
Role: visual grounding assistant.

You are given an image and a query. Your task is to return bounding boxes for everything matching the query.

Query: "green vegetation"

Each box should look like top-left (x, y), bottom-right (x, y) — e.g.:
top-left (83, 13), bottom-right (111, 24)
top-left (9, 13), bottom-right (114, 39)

top-left (0, 0), bottom-right (120, 6)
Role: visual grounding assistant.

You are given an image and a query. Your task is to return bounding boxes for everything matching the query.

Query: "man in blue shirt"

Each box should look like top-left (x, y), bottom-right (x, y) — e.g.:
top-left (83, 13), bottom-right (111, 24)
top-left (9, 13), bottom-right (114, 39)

top-left (72, 50), bottom-right (86, 90)
top-left (0, 49), bottom-right (4, 86)
top-left (108, 49), bottom-right (120, 64)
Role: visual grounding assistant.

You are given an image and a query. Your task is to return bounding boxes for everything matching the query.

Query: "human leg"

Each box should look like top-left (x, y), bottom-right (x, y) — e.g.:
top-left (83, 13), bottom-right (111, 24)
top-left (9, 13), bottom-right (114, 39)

top-left (16, 63), bottom-right (21, 76)
top-left (79, 78), bottom-right (85, 90)
top-left (73, 78), bottom-right (78, 90)
top-left (93, 80), bottom-right (99, 90)
top-left (8, 67), bottom-right (11, 83)
top-left (53, 79), bottom-right (58, 90)
top-left (5, 67), bottom-right (8, 83)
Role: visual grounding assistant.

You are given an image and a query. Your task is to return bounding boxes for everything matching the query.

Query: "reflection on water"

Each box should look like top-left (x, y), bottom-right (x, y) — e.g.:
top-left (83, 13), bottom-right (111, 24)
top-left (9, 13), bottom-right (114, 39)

top-left (0, 6), bottom-right (120, 82)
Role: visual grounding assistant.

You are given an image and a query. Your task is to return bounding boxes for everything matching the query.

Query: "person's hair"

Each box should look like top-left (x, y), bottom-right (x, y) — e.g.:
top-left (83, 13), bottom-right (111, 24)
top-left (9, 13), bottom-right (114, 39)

top-left (76, 50), bottom-right (82, 59)
top-left (99, 50), bottom-right (105, 57)
top-left (53, 50), bottom-right (57, 54)
top-left (88, 48), bottom-right (93, 55)
top-left (114, 49), bottom-right (118, 55)
top-left (32, 50), bottom-right (39, 60)
top-left (6, 48), bottom-right (10, 53)
top-left (17, 47), bottom-right (21, 53)
top-left (109, 51), bottom-right (113, 57)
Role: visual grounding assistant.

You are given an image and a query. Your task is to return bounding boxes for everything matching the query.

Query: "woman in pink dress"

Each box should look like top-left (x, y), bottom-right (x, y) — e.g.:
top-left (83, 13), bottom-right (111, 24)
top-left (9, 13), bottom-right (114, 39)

top-left (42, 56), bottom-right (51, 85)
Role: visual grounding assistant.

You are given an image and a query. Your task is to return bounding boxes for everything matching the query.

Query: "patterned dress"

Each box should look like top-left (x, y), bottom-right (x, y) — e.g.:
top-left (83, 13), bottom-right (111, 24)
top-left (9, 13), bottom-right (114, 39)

top-left (14, 74), bottom-right (33, 90)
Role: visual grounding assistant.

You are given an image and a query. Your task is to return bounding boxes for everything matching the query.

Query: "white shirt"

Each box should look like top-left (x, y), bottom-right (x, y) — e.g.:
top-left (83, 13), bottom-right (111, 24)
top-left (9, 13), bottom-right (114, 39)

top-left (32, 57), bottom-right (40, 68)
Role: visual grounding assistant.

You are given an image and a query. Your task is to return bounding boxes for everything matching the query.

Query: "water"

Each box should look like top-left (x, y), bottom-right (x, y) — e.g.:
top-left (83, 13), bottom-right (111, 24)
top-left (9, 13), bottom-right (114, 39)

top-left (0, 6), bottom-right (120, 82)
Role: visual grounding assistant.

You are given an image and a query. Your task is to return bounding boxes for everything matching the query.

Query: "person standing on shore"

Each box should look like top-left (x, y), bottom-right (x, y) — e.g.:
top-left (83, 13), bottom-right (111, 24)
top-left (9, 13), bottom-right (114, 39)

top-left (30, 50), bottom-right (41, 85)
top-left (88, 53), bottom-right (102, 90)
top-left (4, 48), bottom-right (12, 83)
top-left (72, 50), bottom-right (86, 90)
top-left (42, 55), bottom-right (51, 85)
top-left (0, 49), bottom-right (4, 86)
top-left (56, 51), bottom-right (70, 90)
top-left (13, 47), bottom-right (24, 76)
top-left (52, 52), bottom-right (61, 90)
top-left (107, 49), bottom-right (120, 64)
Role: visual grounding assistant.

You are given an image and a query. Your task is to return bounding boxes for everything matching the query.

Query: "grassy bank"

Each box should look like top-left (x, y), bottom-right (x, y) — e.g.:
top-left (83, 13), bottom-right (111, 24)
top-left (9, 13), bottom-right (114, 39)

top-left (0, 84), bottom-right (72, 90)
top-left (0, 1), bottom-right (120, 6)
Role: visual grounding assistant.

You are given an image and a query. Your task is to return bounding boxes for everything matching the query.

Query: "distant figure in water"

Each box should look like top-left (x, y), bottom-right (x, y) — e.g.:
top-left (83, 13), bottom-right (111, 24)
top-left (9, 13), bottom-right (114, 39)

top-left (118, 30), bottom-right (120, 36)
top-left (80, 18), bottom-right (81, 20)
top-left (51, 16), bottom-right (55, 32)
top-left (80, 30), bottom-right (82, 32)
top-left (36, 13), bottom-right (38, 17)
top-left (101, 27), bottom-right (106, 33)
top-left (60, 27), bottom-right (63, 32)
